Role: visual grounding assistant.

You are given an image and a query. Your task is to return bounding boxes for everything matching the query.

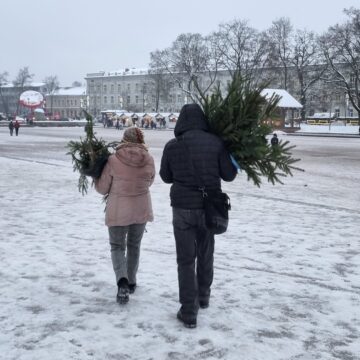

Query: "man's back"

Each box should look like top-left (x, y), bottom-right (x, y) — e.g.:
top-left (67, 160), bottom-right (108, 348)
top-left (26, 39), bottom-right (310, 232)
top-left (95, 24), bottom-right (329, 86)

top-left (271, 134), bottom-right (279, 146)
top-left (160, 104), bottom-right (236, 209)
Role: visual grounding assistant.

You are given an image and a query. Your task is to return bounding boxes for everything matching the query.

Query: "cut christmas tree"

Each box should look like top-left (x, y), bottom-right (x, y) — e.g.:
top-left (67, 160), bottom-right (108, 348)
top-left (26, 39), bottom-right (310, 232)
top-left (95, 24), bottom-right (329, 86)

top-left (66, 110), bottom-right (117, 195)
top-left (198, 73), bottom-right (303, 186)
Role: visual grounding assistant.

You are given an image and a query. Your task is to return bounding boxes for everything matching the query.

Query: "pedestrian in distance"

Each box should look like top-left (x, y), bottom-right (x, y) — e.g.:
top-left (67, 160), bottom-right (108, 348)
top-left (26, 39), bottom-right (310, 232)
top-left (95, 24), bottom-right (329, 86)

top-left (271, 133), bottom-right (279, 146)
top-left (14, 120), bottom-right (20, 136)
top-left (8, 120), bottom-right (14, 136)
top-left (94, 127), bottom-right (155, 304)
top-left (159, 103), bottom-right (237, 328)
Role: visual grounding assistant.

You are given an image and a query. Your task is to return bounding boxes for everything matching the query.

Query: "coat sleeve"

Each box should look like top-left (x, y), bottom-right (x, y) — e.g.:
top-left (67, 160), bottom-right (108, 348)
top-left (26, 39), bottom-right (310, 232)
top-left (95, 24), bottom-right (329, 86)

top-left (94, 161), bottom-right (113, 195)
top-left (219, 147), bottom-right (237, 182)
top-left (159, 145), bottom-right (173, 184)
top-left (149, 156), bottom-right (156, 186)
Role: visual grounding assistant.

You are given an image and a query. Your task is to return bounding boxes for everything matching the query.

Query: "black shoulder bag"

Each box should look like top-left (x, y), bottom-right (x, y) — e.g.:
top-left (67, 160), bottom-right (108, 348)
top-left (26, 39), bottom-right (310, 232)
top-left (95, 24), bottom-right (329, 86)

top-left (180, 137), bottom-right (231, 235)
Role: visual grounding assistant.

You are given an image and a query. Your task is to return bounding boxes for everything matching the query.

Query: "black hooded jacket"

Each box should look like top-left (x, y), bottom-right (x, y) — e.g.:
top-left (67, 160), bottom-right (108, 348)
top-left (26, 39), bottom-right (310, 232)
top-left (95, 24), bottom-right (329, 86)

top-left (159, 104), bottom-right (237, 209)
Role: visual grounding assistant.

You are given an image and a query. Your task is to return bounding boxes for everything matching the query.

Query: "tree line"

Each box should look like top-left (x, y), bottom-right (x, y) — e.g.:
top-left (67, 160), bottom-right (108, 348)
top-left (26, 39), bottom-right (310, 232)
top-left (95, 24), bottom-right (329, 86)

top-left (149, 7), bottom-right (360, 121)
top-left (1, 7), bottom-right (360, 122)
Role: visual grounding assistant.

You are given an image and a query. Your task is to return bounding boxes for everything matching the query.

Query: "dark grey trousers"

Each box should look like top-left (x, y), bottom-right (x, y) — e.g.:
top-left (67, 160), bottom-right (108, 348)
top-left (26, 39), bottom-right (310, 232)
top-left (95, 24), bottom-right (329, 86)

top-left (172, 208), bottom-right (215, 318)
top-left (108, 223), bottom-right (146, 285)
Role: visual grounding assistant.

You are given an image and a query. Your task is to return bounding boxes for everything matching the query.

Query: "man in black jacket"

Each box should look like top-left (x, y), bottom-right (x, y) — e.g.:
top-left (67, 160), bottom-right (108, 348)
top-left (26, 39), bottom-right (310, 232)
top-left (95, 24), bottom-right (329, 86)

top-left (160, 103), bottom-right (237, 328)
top-left (271, 133), bottom-right (279, 146)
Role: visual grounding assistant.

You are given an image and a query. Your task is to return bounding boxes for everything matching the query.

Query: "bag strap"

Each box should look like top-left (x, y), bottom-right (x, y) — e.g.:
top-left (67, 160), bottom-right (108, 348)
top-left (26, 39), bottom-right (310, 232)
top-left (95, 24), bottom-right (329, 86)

top-left (178, 135), bottom-right (208, 198)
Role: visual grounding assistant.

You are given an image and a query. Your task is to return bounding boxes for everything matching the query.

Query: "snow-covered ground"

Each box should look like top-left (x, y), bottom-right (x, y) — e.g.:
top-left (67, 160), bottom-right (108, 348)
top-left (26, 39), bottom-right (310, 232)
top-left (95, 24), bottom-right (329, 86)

top-left (289, 123), bottom-right (359, 134)
top-left (0, 126), bottom-right (359, 360)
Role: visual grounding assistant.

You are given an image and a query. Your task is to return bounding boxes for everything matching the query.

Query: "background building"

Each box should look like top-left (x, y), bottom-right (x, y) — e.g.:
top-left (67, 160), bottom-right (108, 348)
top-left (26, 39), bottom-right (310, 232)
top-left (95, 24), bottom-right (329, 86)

top-left (85, 67), bottom-right (357, 122)
top-left (0, 82), bottom-right (46, 118)
top-left (46, 87), bottom-right (87, 119)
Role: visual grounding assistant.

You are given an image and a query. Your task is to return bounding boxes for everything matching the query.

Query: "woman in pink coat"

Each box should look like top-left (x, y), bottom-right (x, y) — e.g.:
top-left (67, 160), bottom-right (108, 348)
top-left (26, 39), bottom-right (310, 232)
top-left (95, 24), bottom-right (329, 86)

top-left (95, 127), bottom-right (155, 304)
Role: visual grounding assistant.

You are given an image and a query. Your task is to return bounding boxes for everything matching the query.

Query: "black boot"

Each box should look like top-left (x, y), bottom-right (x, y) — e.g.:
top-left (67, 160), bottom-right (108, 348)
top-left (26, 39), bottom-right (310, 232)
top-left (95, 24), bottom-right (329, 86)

top-left (199, 299), bottom-right (209, 309)
top-left (128, 283), bottom-right (137, 294)
top-left (117, 278), bottom-right (129, 304)
top-left (177, 309), bottom-right (197, 328)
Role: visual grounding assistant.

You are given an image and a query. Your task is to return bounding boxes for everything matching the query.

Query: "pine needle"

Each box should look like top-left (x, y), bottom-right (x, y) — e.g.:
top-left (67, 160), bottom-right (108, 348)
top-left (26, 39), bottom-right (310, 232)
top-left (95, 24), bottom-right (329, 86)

top-left (200, 73), bottom-right (303, 186)
top-left (66, 110), bottom-right (116, 195)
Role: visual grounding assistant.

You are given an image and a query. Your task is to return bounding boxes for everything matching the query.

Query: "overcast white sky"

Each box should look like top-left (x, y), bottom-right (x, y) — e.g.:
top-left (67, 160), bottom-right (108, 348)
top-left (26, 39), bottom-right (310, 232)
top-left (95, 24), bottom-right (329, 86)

top-left (0, 0), bottom-right (359, 86)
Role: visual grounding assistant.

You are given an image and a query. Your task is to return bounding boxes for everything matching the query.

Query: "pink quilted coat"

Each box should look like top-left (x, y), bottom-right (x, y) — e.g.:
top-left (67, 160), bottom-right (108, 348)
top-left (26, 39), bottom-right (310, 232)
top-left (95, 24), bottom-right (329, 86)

top-left (95, 143), bottom-right (155, 227)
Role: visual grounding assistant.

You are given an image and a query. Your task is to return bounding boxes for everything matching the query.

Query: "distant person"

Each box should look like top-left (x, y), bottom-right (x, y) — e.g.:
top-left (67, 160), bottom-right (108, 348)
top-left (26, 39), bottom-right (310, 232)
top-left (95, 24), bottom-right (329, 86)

top-left (116, 119), bottom-right (120, 130)
top-left (94, 127), bottom-right (155, 304)
top-left (8, 120), bottom-right (14, 136)
top-left (14, 120), bottom-right (20, 136)
top-left (271, 133), bottom-right (279, 146)
top-left (161, 118), bottom-right (166, 129)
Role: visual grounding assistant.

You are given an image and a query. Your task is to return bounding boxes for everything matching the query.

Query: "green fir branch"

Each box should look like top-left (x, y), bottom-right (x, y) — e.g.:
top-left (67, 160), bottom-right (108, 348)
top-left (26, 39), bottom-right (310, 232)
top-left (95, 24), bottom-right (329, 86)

top-left (66, 110), bottom-right (115, 195)
top-left (199, 73), bottom-right (303, 186)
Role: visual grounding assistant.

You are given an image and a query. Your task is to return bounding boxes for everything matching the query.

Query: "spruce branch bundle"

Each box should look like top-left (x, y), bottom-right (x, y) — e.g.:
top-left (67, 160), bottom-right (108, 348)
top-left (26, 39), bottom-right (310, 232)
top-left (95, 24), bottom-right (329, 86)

top-left (66, 110), bottom-right (116, 195)
top-left (198, 74), bottom-right (303, 186)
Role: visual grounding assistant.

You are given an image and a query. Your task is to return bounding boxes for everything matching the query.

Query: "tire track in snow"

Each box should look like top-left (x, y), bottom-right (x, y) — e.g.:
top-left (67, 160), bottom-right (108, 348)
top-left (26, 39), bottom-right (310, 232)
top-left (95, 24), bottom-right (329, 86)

top-left (233, 192), bottom-right (360, 215)
top-left (0, 155), bottom-right (70, 168)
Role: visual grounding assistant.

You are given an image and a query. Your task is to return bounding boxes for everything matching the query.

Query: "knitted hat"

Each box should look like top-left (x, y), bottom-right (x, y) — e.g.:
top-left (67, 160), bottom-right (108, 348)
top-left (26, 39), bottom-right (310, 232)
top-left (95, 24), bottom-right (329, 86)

top-left (122, 126), bottom-right (145, 144)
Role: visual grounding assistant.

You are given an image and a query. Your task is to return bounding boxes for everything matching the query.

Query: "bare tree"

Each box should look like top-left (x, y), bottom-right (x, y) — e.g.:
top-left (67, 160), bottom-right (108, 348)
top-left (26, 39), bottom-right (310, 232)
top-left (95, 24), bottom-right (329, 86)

top-left (13, 67), bottom-right (34, 114)
top-left (212, 19), bottom-right (271, 84)
top-left (267, 17), bottom-right (293, 90)
top-left (72, 81), bottom-right (82, 87)
top-left (44, 75), bottom-right (60, 118)
top-left (148, 56), bottom-right (172, 111)
top-left (291, 30), bottom-right (327, 120)
top-left (150, 32), bottom-right (220, 103)
top-left (320, 8), bottom-right (360, 127)
top-left (0, 71), bottom-right (9, 116)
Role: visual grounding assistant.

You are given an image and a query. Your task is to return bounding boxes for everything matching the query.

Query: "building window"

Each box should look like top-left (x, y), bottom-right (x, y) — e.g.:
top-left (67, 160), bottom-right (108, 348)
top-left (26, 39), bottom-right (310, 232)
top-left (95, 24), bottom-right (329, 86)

top-left (111, 96), bottom-right (114, 104)
top-left (97, 85), bottom-right (101, 92)
top-left (135, 95), bottom-right (139, 104)
top-left (135, 83), bottom-right (139, 92)
top-left (118, 84), bottom-right (121, 93)
top-left (103, 85), bottom-right (107, 93)
top-left (127, 95), bottom-right (130, 104)
top-left (104, 96), bottom-right (107, 104)
top-left (70, 100), bottom-right (73, 106)
top-left (111, 84), bottom-right (114, 93)
top-left (335, 108), bottom-right (340, 118)
top-left (74, 100), bottom-right (77, 106)
top-left (127, 84), bottom-right (131, 91)
top-left (348, 108), bottom-right (353, 117)
top-left (177, 94), bottom-right (182, 103)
